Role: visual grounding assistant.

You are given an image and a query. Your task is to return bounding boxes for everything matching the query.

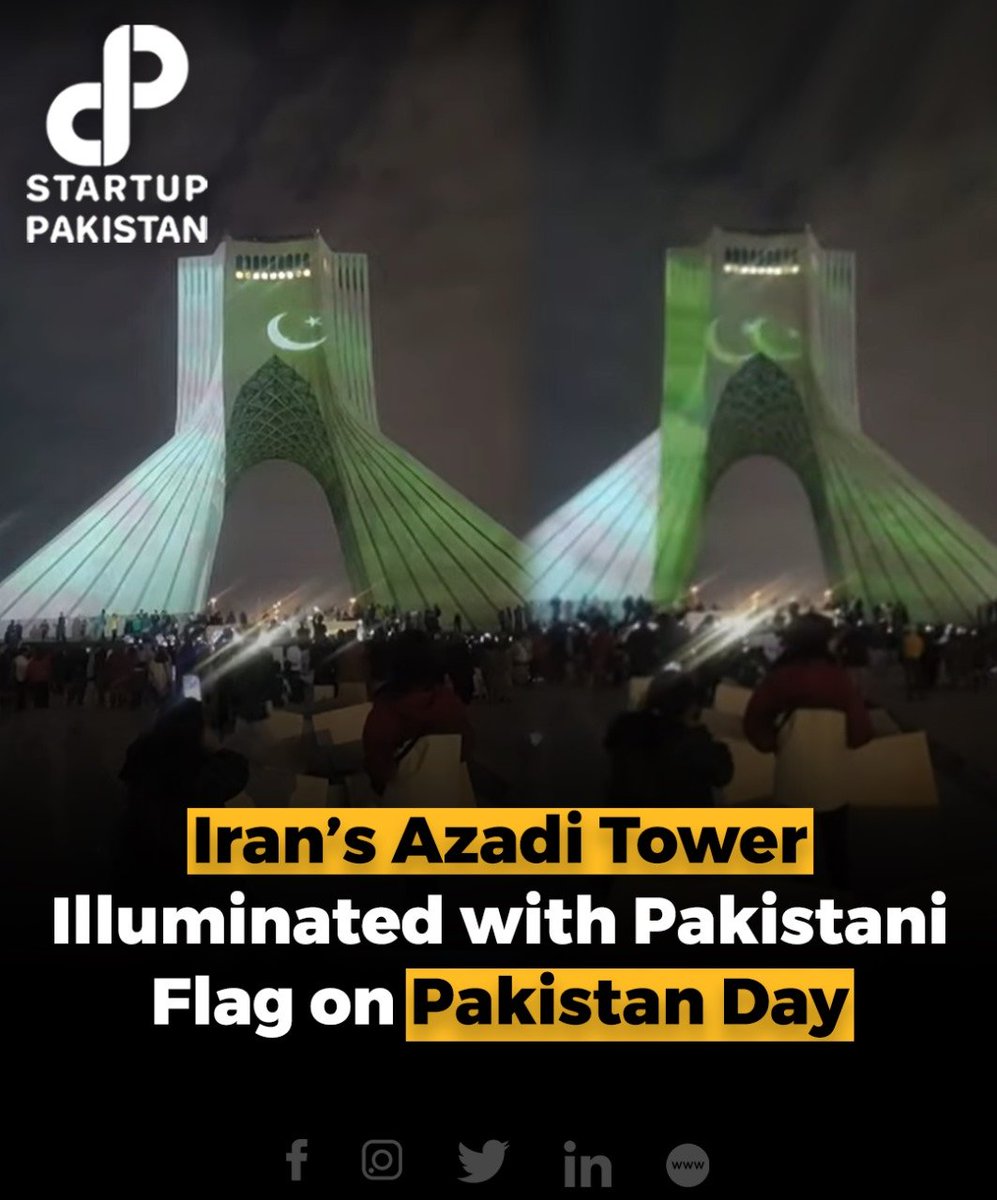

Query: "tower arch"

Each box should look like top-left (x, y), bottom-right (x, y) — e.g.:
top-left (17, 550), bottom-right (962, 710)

top-left (526, 227), bottom-right (997, 623)
top-left (653, 228), bottom-right (997, 622)
top-left (703, 354), bottom-right (842, 589)
top-left (0, 236), bottom-right (527, 627)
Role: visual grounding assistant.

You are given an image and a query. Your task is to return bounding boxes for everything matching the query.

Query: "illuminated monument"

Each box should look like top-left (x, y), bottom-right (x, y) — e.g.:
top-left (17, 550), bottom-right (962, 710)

top-left (0, 236), bottom-right (527, 626)
top-left (529, 227), bottom-right (997, 621)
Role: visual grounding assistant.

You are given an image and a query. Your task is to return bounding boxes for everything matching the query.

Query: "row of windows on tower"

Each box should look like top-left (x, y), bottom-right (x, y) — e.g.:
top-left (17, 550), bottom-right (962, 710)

top-left (722, 246), bottom-right (801, 276)
top-left (233, 252), bottom-right (312, 281)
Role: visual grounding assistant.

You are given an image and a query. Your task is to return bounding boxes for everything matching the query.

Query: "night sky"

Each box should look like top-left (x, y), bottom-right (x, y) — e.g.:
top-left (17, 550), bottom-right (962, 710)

top-left (2, 0), bottom-right (996, 611)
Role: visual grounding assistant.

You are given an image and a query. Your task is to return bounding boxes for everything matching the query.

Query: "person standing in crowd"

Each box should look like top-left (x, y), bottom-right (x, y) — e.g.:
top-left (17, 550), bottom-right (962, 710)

top-left (13, 645), bottom-right (30, 709)
top-left (530, 625), bottom-right (549, 681)
top-left (625, 618), bottom-right (660, 677)
top-left (547, 621), bottom-right (568, 682)
top-left (127, 644), bottom-right (146, 708)
top-left (284, 639), bottom-right (305, 702)
top-left (148, 647), bottom-right (173, 708)
top-left (511, 632), bottom-right (533, 686)
top-left (230, 635), bottom-right (277, 725)
top-left (92, 644), bottom-right (108, 706)
top-left (921, 630), bottom-right (942, 692)
top-left (744, 613), bottom-right (872, 887)
top-left (104, 643), bottom-right (130, 707)
top-left (445, 634), bottom-right (475, 704)
top-left (901, 625), bottom-right (926, 698)
top-left (837, 622), bottom-right (871, 698)
top-left (603, 672), bottom-right (733, 805)
top-left (481, 636), bottom-right (514, 701)
top-left (744, 614), bottom-right (873, 752)
top-left (118, 698), bottom-right (248, 879)
top-left (25, 646), bottom-right (52, 708)
top-left (589, 618), bottom-right (616, 687)
top-left (363, 629), bottom-right (472, 795)
top-left (64, 644), bottom-right (88, 705)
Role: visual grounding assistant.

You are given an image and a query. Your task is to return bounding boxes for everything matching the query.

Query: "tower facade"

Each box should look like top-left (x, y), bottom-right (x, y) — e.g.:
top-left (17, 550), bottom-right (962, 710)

top-left (655, 227), bottom-right (997, 620)
top-left (0, 235), bottom-right (527, 627)
top-left (528, 228), bottom-right (997, 622)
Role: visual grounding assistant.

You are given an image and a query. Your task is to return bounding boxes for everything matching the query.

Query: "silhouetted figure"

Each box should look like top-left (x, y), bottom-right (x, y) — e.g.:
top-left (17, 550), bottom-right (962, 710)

top-left (26, 648), bottom-right (52, 708)
top-left (625, 621), bottom-right (659, 677)
top-left (922, 633), bottom-right (942, 691)
top-left (604, 673), bottom-right (733, 805)
top-left (837, 623), bottom-right (871, 697)
top-left (13, 645), bottom-right (30, 709)
top-left (363, 630), bottom-right (472, 795)
top-left (229, 642), bottom-right (274, 722)
top-left (65, 645), bottom-right (88, 705)
top-left (744, 615), bottom-right (873, 752)
top-left (547, 622), bottom-right (569, 682)
top-left (901, 626), bottom-right (926, 699)
top-left (744, 613), bottom-right (872, 887)
top-left (443, 636), bottom-right (475, 704)
top-left (118, 699), bottom-right (248, 879)
top-left (148, 647), bottom-right (173, 707)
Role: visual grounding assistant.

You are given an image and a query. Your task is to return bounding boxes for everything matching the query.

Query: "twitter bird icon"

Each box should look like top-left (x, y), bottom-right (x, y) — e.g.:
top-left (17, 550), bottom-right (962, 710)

top-left (458, 1140), bottom-right (509, 1183)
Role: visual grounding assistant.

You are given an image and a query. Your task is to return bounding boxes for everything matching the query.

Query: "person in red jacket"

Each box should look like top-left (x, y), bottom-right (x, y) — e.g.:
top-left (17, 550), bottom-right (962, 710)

top-left (743, 614), bottom-right (873, 753)
top-left (25, 647), bottom-right (53, 708)
top-left (363, 629), bottom-right (473, 795)
top-left (743, 612), bottom-right (872, 888)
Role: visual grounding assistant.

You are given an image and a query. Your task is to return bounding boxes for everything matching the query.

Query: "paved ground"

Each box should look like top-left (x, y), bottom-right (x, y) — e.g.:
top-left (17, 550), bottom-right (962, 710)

top-left (869, 669), bottom-right (997, 787)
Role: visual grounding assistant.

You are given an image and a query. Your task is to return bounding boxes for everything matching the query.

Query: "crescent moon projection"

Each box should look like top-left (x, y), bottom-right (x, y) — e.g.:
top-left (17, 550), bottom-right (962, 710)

top-left (266, 313), bottom-right (326, 352)
top-left (742, 316), bottom-right (802, 362)
top-left (705, 319), bottom-right (751, 366)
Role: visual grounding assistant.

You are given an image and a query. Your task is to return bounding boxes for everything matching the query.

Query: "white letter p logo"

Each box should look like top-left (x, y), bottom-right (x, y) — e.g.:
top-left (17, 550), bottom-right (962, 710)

top-left (46, 25), bottom-right (188, 167)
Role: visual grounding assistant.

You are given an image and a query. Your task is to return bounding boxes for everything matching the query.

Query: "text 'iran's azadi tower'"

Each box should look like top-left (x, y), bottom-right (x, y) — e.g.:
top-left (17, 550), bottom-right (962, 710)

top-left (528, 227), bottom-right (997, 622)
top-left (0, 235), bottom-right (527, 627)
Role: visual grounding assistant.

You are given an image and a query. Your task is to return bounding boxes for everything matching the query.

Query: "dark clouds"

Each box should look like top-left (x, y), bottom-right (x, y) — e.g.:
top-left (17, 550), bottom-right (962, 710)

top-left (1, 0), bottom-right (995, 609)
top-left (530, 0), bottom-right (997, 600)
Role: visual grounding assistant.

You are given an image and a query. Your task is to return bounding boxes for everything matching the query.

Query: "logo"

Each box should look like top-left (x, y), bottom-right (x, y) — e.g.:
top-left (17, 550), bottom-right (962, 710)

top-left (666, 1144), bottom-right (710, 1188)
top-left (458, 1140), bottom-right (508, 1183)
top-left (286, 1139), bottom-right (308, 1183)
top-left (362, 1140), bottom-right (403, 1181)
top-left (564, 1141), bottom-right (612, 1189)
top-left (47, 25), bottom-right (188, 166)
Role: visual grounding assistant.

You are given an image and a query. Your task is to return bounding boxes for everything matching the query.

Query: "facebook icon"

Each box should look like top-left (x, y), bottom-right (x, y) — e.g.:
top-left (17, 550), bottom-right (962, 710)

top-left (287, 1139), bottom-right (308, 1182)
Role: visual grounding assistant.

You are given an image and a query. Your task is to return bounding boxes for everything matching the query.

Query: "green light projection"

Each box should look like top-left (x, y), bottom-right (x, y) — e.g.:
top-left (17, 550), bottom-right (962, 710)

top-left (527, 228), bottom-right (997, 622)
top-left (0, 235), bottom-right (527, 627)
top-left (654, 229), bottom-right (997, 621)
top-left (4, 227), bottom-right (995, 626)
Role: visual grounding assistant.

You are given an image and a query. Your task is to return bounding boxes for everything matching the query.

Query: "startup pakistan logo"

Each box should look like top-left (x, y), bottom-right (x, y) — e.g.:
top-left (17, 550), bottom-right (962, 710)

top-left (26, 25), bottom-right (210, 245)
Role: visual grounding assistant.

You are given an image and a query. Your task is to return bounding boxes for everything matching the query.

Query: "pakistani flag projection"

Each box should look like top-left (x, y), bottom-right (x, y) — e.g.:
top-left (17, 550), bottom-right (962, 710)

top-left (0, 236), bottom-right (527, 627)
top-left (528, 227), bottom-right (997, 622)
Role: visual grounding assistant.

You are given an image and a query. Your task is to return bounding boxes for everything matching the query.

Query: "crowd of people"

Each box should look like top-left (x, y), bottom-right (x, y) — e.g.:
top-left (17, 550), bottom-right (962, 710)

top-left (4, 590), bottom-right (996, 887)
top-left (2, 591), bottom-right (996, 716)
top-left (0, 598), bottom-right (372, 649)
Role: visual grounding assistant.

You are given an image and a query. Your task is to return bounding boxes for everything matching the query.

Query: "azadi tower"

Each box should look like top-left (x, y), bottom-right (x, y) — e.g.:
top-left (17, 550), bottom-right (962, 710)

top-left (0, 235), bottom-right (527, 628)
top-left (528, 227), bottom-right (997, 622)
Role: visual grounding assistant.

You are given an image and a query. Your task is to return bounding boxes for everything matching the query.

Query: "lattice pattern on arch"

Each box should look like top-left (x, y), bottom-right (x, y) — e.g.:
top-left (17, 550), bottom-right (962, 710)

top-left (0, 239), bottom-right (530, 626)
top-left (705, 354), bottom-right (822, 493)
top-left (225, 356), bottom-right (333, 485)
